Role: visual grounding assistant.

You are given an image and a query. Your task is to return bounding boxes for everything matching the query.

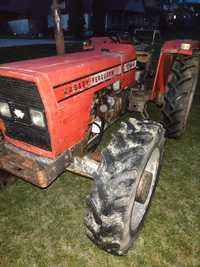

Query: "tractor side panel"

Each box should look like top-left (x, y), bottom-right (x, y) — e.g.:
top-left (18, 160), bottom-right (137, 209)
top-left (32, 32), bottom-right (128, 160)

top-left (55, 59), bottom-right (136, 154)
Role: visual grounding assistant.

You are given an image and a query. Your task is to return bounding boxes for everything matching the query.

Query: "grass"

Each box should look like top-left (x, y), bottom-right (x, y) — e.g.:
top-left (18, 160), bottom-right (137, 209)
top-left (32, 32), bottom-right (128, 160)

top-left (0, 45), bottom-right (200, 267)
top-left (0, 103), bottom-right (199, 267)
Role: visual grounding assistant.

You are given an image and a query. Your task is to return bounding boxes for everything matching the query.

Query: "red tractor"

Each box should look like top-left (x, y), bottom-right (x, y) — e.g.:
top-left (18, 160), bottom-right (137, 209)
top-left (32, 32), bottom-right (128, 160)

top-left (0, 36), bottom-right (199, 255)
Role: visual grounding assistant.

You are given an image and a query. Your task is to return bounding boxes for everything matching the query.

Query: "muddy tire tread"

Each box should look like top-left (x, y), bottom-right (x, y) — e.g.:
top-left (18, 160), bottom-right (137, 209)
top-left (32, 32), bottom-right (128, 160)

top-left (85, 118), bottom-right (165, 255)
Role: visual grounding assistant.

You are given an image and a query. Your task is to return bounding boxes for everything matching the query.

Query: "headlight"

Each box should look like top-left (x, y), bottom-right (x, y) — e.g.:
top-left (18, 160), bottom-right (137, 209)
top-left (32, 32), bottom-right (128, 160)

top-left (0, 102), bottom-right (11, 118)
top-left (180, 43), bottom-right (191, 50)
top-left (30, 109), bottom-right (45, 128)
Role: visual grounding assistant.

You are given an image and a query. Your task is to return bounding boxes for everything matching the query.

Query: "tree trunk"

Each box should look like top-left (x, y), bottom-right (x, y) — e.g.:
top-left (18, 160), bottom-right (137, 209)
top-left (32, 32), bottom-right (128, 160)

top-left (52, 0), bottom-right (65, 55)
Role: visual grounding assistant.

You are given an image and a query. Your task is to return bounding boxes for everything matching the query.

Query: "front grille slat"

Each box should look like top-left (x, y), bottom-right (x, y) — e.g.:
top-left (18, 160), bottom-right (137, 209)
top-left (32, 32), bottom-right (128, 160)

top-left (0, 77), bottom-right (43, 107)
top-left (6, 122), bottom-right (51, 151)
top-left (0, 76), bottom-right (51, 151)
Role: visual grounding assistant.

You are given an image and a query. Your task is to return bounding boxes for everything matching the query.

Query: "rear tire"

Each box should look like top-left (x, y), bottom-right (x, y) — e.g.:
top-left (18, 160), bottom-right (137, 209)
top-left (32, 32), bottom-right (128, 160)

top-left (161, 55), bottom-right (199, 138)
top-left (85, 118), bottom-right (165, 255)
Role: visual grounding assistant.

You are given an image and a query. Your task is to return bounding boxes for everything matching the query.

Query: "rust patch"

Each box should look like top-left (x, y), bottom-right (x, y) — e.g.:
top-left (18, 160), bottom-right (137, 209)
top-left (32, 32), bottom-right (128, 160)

top-left (90, 151), bottom-right (102, 162)
top-left (36, 170), bottom-right (49, 188)
top-left (0, 150), bottom-right (49, 188)
top-left (0, 119), bottom-right (6, 132)
top-left (0, 142), bottom-right (71, 188)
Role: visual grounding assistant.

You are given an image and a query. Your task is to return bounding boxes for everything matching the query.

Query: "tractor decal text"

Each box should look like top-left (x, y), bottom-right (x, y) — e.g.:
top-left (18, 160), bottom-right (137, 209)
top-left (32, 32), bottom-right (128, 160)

top-left (90, 65), bottom-right (122, 87)
top-left (54, 60), bottom-right (136, 102)
top-left (123, 60), bottom-right (137, 72)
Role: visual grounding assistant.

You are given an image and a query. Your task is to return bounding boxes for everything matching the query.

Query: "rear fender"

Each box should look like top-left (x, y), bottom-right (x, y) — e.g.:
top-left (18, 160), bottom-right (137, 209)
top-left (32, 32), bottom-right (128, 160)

top-left (161, 40), bottom-right (200, 55)
top-left (151, 40), bottom-right (200, 100)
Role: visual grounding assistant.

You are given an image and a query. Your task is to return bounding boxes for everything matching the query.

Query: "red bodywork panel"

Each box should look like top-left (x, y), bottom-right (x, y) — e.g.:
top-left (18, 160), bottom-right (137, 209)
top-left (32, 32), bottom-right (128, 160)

top-left (151, 39), bottom-right (200, 99)
top-left (0, 38), bottom-right (136, 159)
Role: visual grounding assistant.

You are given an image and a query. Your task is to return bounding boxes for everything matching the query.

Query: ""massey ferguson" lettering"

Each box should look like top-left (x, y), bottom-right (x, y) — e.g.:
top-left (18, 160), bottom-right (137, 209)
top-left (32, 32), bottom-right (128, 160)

top-left (90, 65), bottom-right (122, 87)
top-left (54, 60), bottom-right (136, 101)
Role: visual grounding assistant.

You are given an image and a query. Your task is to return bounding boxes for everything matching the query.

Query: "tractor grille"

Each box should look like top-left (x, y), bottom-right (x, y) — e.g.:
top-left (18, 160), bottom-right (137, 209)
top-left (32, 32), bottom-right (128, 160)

top-left (0, 76), bottom-right (51, 151)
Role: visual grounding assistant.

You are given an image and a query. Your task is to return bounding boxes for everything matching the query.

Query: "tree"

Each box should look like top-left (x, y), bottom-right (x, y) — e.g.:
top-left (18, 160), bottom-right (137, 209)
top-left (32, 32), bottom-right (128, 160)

top-left (68, 0), bottom-right (85, 37)
top-left (92, 0), bottom-right (105, 36)
top-left (52, 0), bottom-right (65, 55)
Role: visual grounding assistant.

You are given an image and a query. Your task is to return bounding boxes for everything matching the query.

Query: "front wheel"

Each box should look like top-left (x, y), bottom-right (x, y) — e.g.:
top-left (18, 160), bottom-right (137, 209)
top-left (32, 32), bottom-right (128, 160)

top-left (85, 118), bottom-right (165, 255)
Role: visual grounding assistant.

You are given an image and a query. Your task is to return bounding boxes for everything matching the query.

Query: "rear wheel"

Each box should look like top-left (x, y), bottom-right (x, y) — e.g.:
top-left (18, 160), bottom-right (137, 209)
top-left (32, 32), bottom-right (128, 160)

top-left (161, 55), bottom-right (199, 138)
top-left (85, 118), bottom-right (165, 255)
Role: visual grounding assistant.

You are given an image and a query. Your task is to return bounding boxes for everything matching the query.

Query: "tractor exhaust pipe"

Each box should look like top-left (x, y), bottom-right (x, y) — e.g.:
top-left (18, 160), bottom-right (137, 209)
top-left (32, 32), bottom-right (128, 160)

top-left (52, 0), bottom-right (65, 55)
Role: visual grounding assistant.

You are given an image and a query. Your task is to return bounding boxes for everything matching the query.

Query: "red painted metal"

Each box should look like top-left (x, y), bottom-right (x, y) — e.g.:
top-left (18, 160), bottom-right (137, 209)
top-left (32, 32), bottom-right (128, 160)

top-left (151, 39), bottom-right (200, 99)
top-left (161, 40), bottom-right (200, 55)
top-left (0, 38), bottom-right (136, 159)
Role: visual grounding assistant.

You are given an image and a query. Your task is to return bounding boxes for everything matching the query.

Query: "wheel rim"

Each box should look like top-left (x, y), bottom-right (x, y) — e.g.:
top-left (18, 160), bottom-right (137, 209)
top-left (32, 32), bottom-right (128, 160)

top-left (130, 148), bottom-right (160, 233)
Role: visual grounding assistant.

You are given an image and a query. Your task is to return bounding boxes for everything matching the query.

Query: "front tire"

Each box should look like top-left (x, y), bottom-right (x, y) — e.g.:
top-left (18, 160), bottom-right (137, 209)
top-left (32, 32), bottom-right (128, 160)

top-left (161, 55), bottom-right (199, 138)
top-left (85, 118), bottom-right (165, 255)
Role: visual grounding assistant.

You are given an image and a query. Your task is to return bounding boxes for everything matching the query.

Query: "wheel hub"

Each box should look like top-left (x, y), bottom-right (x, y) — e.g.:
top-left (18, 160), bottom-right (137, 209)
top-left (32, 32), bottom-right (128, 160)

top-left (135, 171), bottom-right (153, 204)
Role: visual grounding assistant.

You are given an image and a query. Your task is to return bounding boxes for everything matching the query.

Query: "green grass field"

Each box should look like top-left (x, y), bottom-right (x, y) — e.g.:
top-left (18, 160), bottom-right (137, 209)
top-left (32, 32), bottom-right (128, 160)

top-left (0, 44), bottom-right (199, 267)
top-left (0, 102), bottom-right (199, 267)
